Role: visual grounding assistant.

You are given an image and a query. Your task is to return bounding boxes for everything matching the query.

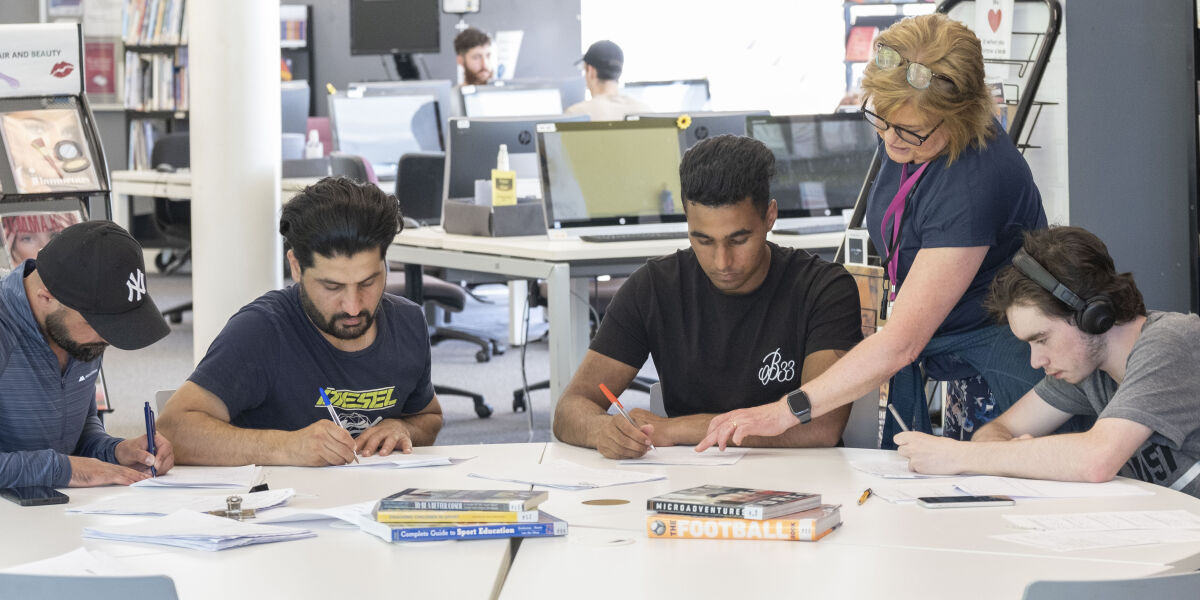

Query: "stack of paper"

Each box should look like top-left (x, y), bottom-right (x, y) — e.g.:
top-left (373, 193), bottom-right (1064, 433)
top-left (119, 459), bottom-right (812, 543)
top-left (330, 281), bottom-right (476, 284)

top-left (469, 459), bottom-right (666, 490)
top-left (131, 465), bottom-right (262, 489)
top-left (68, 488), bottom-right (295, 517)
top-left (256, 501), bottom-right (377, 524)
top-left (619, 446), bottom-right (747, 466)
top-left (328, 454), bottom-right (459, 469)
top-left (82, 510), bottom-right (315, 551)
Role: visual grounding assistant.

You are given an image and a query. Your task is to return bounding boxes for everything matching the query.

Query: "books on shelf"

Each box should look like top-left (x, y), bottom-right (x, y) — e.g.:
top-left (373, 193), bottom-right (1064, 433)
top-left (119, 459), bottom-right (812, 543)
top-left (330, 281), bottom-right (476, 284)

top-left (123, 48), bottom-right (188, 112)
top-left (379, 488), bottom-right (548, 512)
top-left (647, 505), bottom-right (842, 541)
top-left (0, 109), bottom-right (101, 194)
top-left (647, 485), bottom-right (821, 520)
top-left (374, 508), bottom-right (540, 524)
top-left (123, 0), bottom-right (187, 46)
top-left (365, 511), bottom-right (568, 543)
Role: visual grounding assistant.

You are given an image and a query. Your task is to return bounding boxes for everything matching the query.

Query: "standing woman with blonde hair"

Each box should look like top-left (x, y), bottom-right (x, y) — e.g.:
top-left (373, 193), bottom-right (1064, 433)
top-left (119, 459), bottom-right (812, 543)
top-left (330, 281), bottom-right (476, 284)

top-left (699, 13), bottom-right (1052, 451)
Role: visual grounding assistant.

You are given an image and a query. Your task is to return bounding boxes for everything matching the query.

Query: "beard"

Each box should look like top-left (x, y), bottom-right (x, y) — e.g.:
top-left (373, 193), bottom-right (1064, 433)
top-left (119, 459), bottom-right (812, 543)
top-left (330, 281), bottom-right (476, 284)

top-left (44, 308), bottom-right (107, 362)
top-left (298, 281), bottom-right (379, 341)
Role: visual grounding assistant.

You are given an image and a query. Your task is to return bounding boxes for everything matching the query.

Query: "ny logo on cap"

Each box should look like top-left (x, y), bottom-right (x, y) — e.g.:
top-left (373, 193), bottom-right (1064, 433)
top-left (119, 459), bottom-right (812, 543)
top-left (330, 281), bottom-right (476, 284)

top-left (127, 269), bottom-right (146, 303)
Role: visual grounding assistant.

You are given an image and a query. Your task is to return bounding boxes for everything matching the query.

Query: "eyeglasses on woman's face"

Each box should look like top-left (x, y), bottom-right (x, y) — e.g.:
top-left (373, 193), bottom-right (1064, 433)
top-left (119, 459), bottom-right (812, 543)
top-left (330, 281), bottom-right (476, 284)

top-left (860, 100), bottom-right (943, 146)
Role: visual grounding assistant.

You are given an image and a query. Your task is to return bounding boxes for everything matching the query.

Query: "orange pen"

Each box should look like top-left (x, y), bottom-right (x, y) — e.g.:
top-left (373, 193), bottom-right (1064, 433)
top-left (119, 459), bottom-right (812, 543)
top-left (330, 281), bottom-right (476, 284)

top-left (599, 383), bottom-right (655, 450)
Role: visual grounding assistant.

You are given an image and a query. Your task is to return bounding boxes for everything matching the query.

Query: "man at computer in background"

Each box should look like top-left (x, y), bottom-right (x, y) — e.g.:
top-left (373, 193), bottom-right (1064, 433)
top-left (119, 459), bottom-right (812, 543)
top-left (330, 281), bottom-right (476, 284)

top-left (0, 221), bottom-right (174, 488)
top-left (553, 135), bottom-right (863, 459)
top-left (158, 177), bottom-right (443, 466)
top-left (564, 40), bottom-right (652, 121)
top-left (455, 27), bottom-right (493, 86)
top-left (896, 226), bottom-right (1200, 497)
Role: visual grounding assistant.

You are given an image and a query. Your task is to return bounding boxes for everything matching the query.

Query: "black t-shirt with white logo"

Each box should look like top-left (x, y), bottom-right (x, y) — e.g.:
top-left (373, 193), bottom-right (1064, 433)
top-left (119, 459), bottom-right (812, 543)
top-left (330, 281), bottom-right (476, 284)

top-left (590, 242), bottom-right (863, 417)
top-left (188, 285), bottom-right (434, 434)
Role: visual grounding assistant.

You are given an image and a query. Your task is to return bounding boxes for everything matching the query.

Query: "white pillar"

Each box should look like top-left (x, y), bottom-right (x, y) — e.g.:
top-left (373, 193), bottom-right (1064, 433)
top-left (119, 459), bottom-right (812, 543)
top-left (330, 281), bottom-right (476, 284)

top-left (188, 1), bottom-right (282, 363)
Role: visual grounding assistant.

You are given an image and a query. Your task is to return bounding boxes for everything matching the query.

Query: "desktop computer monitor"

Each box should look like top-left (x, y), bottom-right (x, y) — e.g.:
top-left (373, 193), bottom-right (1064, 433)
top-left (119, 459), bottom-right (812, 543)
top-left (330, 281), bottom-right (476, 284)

top-left (627, 110), bottom-right (769, 148)
top-left (444, 114), bottom-right (589, 204)
top-left (621, 79), bottom-right (711, 113)
top-left (281, 81), bottom-right (310, 135)
top-left (746, 113), bottom-right (878, 229)
top-left (349, 0), bottom-right (439, 55)
top-left (348, 79), bottom-right (456, 146)
top-left (460, 82), bottom-right (565, 118)
top-left (538, 120), bottom-right (687, 237)
top-left (328, 92), bottom-right (442, 180)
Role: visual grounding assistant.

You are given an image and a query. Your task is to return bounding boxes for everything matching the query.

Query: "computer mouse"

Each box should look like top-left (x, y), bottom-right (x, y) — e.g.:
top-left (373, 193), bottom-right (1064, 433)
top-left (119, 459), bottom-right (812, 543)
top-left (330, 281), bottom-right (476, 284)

top-left (153, 163), bottom-right (176, 173)
top-left (402, 216), bottom-right (421, 229)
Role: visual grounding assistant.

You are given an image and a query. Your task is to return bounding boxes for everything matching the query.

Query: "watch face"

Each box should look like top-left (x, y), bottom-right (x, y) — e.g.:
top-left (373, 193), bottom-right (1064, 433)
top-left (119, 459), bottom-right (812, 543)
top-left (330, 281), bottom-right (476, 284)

top-left (787, 390), bottom-right (811, 422)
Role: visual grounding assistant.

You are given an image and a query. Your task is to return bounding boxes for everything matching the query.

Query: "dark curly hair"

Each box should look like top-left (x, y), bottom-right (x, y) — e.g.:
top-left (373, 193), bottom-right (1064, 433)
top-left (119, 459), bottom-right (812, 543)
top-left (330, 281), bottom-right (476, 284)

top-left (279, 176), bottom-right (402, 271)
top-left (679, 134), bottom-right (776, 218)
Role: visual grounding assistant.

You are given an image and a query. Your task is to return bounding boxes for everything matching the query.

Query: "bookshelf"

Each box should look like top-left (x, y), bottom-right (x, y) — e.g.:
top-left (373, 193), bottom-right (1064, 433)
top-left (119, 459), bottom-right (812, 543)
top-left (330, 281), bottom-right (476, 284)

top-left (122, 0), bottom-right (189, 170)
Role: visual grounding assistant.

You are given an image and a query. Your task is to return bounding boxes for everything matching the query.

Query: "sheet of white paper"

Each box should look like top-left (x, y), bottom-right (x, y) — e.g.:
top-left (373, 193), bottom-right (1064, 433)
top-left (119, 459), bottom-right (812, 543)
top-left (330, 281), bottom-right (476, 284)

top-left (956, 476), bottom-right (1155, 499)
top-left (1003, 510), bottom-right (1200, 532)
top-left (993, 528), bottom-right (1200, 552)
top-left (870, 481), bottom-right (967, 503)
top-left (328, 454), bottom-right (455, 469)
top-left (257, 501), bottom-right (377, 524)
top-left (130, 465), bottom-right (262, 489)
top-left (469, 459), bottom-right (666, 490)
top-left (68, 488), bottom-right (294, 516)
top-left (82, 509), bottom-right (314, 551)
top-left (850, 461), bottom-right (962, 479)
top-left (618, 446), bottom-right (747, 466)
top-left (1, 548), bottom-right (133, 576)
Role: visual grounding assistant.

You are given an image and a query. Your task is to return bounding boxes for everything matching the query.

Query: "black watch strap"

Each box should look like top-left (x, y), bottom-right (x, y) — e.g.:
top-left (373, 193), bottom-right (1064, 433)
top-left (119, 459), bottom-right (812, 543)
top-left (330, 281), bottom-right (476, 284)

top-left (786, 389), bottom-right (812, 424)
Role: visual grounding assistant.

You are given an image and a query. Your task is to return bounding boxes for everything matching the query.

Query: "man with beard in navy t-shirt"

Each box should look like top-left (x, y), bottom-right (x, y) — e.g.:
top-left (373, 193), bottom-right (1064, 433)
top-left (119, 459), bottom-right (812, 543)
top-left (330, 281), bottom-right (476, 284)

top-left (159, 177), bottom-right (442, 466)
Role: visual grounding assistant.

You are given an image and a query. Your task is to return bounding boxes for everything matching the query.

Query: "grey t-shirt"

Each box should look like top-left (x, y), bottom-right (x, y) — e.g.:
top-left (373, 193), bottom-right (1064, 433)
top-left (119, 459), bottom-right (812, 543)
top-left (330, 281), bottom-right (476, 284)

top-left (1035, 311), bottom-right (1200, 498)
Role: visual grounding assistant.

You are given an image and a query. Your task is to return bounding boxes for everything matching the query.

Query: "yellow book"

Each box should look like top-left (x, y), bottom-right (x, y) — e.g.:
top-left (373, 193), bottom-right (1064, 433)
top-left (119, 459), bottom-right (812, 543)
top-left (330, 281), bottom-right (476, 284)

top-left (646, 505), bottom-right (841, 541)
top-left (375, 509), bottom-right (540, 524)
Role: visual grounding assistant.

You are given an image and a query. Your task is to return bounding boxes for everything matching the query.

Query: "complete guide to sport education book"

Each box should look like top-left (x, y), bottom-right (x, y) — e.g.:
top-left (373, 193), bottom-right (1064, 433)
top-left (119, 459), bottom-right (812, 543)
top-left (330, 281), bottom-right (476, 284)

top-left (646, 505), bottom-right (842, 542)
top-left (361, 511), bottom-right (568, 543)
top-left (647, 485), bottom-right (821, 520)
top-left (378, 489), bottom-right (548, 512)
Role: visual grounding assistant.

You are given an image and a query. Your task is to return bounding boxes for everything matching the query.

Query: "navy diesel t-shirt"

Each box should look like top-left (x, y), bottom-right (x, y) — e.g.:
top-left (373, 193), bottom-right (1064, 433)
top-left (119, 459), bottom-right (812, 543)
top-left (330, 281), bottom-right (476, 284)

top-left (188, 285), bottom-right (434, 434)
top-left (865, 123), bottom-right (1046, 336)
top-left (590, 242), bottom-right (863, 417)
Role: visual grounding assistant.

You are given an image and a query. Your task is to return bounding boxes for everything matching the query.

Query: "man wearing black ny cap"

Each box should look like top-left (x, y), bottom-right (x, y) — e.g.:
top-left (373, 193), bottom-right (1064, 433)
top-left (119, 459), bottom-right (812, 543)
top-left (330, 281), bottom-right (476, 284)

top-left (0, 221), bottom-right (174, 489)
top-left (565, 40), bottom-right (651, 121)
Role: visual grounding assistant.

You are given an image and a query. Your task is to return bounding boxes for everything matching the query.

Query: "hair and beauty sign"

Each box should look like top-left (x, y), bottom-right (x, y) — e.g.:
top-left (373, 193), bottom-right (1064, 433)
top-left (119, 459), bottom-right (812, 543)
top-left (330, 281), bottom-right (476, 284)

top-left (976, 0), bottom-right (1014, 60)
top-left (0, 24), bottom-right (83, 99)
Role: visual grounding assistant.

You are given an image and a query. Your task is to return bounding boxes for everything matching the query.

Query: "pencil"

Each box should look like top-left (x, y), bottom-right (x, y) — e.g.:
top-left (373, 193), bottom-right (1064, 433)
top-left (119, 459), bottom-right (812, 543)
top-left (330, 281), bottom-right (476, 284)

top-left (599, 383), bottom-right (656, 451)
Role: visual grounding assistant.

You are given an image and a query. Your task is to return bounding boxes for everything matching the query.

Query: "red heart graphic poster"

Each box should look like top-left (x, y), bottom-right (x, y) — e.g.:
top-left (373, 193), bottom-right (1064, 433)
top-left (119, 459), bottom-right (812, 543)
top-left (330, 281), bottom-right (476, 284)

top-left (977, 0), bottom-right (1014, 60)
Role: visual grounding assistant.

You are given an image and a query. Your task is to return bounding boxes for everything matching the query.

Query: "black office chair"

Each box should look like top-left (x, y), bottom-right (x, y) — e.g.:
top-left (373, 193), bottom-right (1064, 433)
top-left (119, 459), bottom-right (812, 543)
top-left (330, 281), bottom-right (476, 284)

top-left (148, 133), bottom-right (192, 324)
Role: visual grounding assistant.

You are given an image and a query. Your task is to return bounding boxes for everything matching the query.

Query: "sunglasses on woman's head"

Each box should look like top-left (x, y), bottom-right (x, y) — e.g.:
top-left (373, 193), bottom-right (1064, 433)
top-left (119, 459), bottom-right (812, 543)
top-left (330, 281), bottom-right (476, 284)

top-left (874, 43), bottom-right (956, 92)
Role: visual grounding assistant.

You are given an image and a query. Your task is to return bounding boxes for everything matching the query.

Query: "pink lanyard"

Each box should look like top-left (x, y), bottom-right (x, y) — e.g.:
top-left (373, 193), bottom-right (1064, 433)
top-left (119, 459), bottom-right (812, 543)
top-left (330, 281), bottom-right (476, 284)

top-left (881, 162), bottom-right (929, 300)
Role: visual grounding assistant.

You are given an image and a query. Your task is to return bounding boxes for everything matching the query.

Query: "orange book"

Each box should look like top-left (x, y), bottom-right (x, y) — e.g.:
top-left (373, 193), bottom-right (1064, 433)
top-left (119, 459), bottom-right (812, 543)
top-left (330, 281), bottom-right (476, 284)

top-left (647, 505), bottom-right (841, 541)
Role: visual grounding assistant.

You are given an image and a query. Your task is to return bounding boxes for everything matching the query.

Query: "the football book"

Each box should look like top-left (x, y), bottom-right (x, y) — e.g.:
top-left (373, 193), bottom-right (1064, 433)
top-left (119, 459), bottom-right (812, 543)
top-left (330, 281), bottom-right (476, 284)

top-left (647, 485), bottom-right (821, 520)
top-left (379, 488), bottom-right (548, 512)
top-left (646, 505), bottom-right (842, 541)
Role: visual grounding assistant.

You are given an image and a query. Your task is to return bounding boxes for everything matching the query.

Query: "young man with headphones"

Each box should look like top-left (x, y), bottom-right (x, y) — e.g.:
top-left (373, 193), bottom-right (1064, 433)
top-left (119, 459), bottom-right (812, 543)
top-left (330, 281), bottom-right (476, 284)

top-left (895, 226), bottom-right (1200, 497)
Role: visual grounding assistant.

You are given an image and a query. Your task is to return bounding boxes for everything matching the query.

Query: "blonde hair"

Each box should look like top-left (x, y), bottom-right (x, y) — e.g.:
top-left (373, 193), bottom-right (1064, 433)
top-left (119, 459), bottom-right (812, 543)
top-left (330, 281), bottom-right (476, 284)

top-left (861, 13), bottom-right (995, 165)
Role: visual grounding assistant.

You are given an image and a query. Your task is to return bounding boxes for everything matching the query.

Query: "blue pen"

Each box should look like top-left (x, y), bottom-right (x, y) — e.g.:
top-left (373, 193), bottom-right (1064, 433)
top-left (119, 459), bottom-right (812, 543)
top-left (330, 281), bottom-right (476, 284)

top-left (143, 401), bottom-right (158, 477)
top-left (319, 387), bottom-right (359, 463)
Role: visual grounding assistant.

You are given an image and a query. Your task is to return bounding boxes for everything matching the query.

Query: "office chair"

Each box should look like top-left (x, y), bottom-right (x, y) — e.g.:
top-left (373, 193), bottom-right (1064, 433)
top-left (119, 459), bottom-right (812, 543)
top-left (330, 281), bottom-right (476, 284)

top-left (1023, 571), bottom-right (1200, 600)
top-left (0, 574), bottom-right (179, 600)
top-left (148, 132), bottom-right (193, 324)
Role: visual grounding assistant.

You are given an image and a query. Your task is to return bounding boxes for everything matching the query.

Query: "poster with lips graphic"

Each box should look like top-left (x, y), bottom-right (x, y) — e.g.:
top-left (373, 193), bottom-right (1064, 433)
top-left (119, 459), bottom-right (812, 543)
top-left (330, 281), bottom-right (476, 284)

top-left (0, 23), bottom-right (82, 98)
top-left (0, 108), bottom-right (100, 193)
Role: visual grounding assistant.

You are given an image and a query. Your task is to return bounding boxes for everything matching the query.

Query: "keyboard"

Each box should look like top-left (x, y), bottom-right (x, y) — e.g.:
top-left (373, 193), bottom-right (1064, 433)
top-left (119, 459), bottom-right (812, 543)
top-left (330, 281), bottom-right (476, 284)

top-left (579, 231), bottom-right (690, 243)
top-left (772, 222), bottom-right (846, 235)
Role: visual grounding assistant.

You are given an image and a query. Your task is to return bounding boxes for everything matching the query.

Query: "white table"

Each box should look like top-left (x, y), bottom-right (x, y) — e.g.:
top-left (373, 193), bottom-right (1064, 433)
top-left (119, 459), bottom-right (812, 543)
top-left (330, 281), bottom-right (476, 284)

top-left (0, 443), bottom-right (544, 600)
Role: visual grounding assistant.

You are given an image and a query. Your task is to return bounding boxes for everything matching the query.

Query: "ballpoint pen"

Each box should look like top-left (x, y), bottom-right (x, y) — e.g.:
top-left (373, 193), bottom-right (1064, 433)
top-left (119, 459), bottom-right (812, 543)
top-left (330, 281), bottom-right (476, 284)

top-left (887, 403), bottom-right (910, 433)
top-left (143, 401), bottom-right (158, 477)
top-left (318, 387), bottom-right (359, 464)
top-left (599, 383), bottom-right (656, 451)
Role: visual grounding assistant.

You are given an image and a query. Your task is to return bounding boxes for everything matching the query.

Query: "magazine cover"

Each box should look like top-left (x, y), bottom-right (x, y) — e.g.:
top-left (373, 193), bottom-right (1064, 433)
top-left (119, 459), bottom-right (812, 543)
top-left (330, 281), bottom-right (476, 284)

top-left (0, 209), bottom-right (83, 269)
top-left (0, 109), bottom-right (100, 193)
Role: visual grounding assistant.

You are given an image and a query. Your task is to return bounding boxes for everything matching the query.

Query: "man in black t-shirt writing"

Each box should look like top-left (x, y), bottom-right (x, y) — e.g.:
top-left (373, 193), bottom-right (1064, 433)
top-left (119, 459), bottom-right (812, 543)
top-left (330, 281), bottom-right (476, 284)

top-left (159, 177), bottom-right (443, 466)
top-left (553, 135), bottom-right (863, 459)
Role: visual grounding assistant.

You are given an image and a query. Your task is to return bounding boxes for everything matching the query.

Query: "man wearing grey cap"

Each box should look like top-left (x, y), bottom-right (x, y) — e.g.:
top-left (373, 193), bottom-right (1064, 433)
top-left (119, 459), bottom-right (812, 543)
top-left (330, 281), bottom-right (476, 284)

top-left (0, 221), bottom-right (174, 488)
top-left (565, 40), bottom-right (651, 121)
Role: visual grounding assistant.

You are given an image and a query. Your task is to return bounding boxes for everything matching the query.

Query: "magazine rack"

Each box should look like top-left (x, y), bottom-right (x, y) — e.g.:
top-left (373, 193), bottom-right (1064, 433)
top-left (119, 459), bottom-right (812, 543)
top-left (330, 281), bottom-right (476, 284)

top-left (0, 23), bottom-right (115, 418)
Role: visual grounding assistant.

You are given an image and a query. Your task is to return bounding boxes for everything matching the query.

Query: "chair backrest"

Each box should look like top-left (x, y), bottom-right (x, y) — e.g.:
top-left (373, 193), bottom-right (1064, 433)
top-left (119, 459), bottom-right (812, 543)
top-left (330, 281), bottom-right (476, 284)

top-left (0, 574), bottom-right (179, 600)
top-left (839, 264), bottom-right (889, 449)
top-left (154, 389), bottom-right (175, 414)
top-left (282, 157), bottom-right (333, 178)
top-left (395, 152), bottom-right (445, 225)
top-left (648, 382), bottom-right (666, 417)
top-left (150, 133), bottom-right (191, 229)
top-left (329, 152), bottom-right (378, 184)
top-left (1023, 571), bottom-right (1200, 600)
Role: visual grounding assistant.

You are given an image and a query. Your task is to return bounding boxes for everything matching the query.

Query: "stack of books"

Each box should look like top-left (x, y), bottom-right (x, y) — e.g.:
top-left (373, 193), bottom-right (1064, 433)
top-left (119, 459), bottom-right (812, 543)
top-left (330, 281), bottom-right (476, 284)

top-left (370, 488), bottom-right (566, 542)
top-left (645, 484), bottom-right (841, 542)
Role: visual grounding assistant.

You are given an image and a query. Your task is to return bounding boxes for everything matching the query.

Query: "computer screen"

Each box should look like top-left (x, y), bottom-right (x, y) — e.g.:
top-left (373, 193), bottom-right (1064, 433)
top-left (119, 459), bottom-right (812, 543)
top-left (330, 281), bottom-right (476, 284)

top-left (746, 113), bottom-right (877, 221)
top-left (460, 83), bottom-right (564, 118)
top-left (349, 0), bottom-right (439, 55)
top-left (621, 79), bottom-right (711, 113)
top-left (627, 110), bottom-right (769, 148)
top-left (348, 79), bottom-right (456, 146)
top-left (328, 92), bottom-right (441, 180)
top-left (538, 120), bottom-right (686, 232)
top-left (444, 114), bottom-right (589, 202)
top-left (281, 81), bottom-right (310, 135)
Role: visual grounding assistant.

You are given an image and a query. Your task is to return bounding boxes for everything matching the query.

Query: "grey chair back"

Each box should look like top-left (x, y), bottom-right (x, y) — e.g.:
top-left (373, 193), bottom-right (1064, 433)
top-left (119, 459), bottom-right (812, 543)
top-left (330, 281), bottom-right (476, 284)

top-left (1023, 571), bottom-right (1200, 600)
top-left (0, 574), bottom-right (179, 600)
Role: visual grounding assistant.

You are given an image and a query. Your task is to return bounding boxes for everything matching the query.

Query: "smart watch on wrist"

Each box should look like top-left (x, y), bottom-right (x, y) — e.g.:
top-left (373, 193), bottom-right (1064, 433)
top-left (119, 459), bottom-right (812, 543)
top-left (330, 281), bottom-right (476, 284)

top-left (785, 388), bottom-right (812, 424)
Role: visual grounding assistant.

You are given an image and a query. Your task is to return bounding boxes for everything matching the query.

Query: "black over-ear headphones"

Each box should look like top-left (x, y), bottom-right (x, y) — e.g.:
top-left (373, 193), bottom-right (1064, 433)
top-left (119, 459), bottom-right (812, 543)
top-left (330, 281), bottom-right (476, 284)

top-left (1010, 248), bottom-right (1115, 335)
